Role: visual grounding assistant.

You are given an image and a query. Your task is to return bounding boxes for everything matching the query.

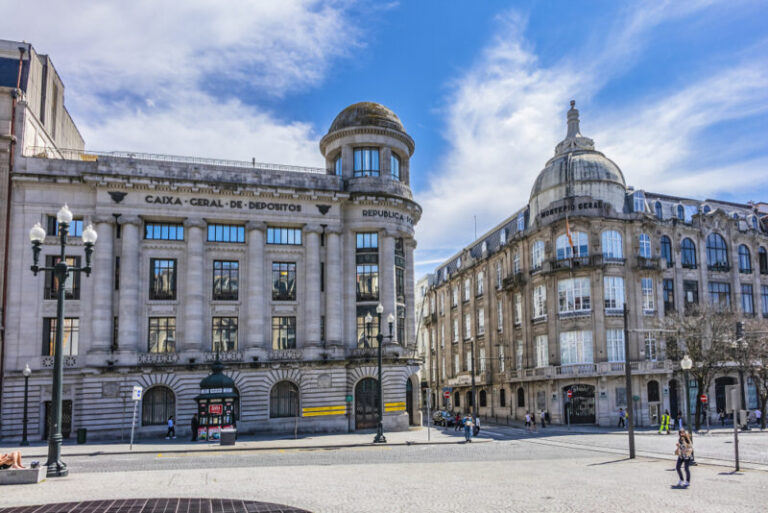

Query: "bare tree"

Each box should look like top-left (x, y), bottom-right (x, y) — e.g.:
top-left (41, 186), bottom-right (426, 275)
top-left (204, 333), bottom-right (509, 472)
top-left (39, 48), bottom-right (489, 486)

top-left (737, 317), bottom-right (768, 429)
top-left (663, 304), bottom-right (735, 430)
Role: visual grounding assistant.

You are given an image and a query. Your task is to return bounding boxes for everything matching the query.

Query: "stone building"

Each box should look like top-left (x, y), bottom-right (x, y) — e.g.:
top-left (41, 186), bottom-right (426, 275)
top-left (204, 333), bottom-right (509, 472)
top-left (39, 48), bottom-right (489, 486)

top-left (421, 101), bottom-right (768, 427)
top-left (0, 99), bottom-right (423, 442)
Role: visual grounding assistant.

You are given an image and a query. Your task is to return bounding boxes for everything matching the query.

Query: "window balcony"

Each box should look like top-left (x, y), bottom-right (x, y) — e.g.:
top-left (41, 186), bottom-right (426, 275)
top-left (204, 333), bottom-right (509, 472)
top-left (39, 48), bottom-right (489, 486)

top-left (681, 262), bottom-right (697, 270)
top-left (549, 256), bottom-right (593, 272)
top-left (502, 272), bottom-right (527, 290)
top-left (739, 268), bottom-right (752, 275)
top-left (708, 263), bottom-right (731, 272)
top-left (595, 255), bottom-right (626, 266)
top-left (636, 256), bottom-right (661, 270)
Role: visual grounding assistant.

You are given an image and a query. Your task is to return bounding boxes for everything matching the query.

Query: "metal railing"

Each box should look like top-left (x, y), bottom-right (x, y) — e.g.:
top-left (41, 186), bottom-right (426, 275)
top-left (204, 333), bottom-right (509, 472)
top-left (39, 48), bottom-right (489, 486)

top-left (23, 146), bottom-right (327, 175)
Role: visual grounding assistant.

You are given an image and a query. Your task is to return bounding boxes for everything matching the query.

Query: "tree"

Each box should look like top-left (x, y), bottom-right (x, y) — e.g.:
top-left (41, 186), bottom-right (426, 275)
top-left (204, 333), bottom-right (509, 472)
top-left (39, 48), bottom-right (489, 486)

top-left (663, 304), bottom-right (734, 430)
top-left (735, 317), bottom-right (768, 429)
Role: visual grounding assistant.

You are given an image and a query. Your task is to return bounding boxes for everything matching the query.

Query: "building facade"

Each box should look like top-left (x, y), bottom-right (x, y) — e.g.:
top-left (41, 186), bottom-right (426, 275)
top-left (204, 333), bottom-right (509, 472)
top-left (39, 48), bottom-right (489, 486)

top-left (0, 100), bottom-right (423, 442)
top-left (421, 101), bottom-right (768, 427)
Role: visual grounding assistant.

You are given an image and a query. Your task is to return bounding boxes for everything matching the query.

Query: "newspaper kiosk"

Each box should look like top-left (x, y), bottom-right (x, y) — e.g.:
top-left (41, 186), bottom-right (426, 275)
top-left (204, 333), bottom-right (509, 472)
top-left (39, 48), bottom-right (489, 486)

top-left (195, 359), bottom-right (238, 441)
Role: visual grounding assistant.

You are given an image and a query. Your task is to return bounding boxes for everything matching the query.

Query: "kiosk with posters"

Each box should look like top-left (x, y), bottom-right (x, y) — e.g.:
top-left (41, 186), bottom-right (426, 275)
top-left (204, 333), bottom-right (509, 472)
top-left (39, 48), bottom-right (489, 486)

top-left (195, 359), bottom-right (238, 441)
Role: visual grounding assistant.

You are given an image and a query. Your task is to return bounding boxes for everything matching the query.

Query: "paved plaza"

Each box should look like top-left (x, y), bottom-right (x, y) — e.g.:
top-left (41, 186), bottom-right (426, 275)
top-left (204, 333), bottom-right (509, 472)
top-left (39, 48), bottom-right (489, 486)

top-left (2, 425), bottom-right (767, 512)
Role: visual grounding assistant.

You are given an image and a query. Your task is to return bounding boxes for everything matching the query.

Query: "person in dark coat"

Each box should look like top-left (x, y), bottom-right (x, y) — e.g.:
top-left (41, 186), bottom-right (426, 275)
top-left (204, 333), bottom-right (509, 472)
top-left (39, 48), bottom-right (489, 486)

top-left (191, 414), bottom-right (199, 441)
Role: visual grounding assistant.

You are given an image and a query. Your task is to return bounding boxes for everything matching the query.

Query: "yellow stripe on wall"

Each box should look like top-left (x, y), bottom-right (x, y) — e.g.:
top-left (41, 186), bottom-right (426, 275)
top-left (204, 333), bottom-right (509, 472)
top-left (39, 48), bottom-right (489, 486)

top-left (385, 402), bottom-right (406, 408)
top-left (303, 410), bottom-right (346, 417)
top-left (302, 405), bottom-right (346, 413)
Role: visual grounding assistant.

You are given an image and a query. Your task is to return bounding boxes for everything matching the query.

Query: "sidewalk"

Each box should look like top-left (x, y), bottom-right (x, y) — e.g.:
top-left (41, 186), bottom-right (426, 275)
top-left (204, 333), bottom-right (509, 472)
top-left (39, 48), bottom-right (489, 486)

top-left (1, 425), bottom-right (487, 459)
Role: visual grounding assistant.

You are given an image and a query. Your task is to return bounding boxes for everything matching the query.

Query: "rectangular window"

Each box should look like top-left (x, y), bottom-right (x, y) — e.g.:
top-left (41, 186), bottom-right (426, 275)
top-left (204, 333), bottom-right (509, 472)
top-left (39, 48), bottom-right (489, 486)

top-left (390, 154), bottom-right (400, 180)
top-left (644, 332), bottom-right (657, 361)
top-left (516, 340), bottom-right (523, 369)
top-left (513, 253), bottom-right (520, 274)
top-left (452, 318), bottom-right (459, 342)
top-left (272, 262), bottom-right (297, 301)
top-left (663, 278), bottom-right (675, 314)
top-left (145, 222), bottom-right (184, 241)
top-left (603, 276), bottom-right (625, 311)
top-left (42, 317), bottom-right (79, 356)
top-left (463, 278), bottom-right (471, 302)
top-left (514, 293), bottom-right (522, 325)
top-left (452, 286), bottom-right (458, 307)
top-left (708, 281), bottom-right (731, 308)
top-left (641, 278), bottom-right (654, 312)
top-left (762, 286), bottom-right (768, 317)
top-left (559, 330), bottom-right (594, 365)
top-left (464, 313), bottom-right (471, 339)
top-left (683, 280), bottom-right (699, 311)
top-left (356, 232), bottom-right (378, 249)
top-left (267, 227), bottom-right (302, 245)
top-left (213, 260), bottom-right (239, 300)
top-left (616, 387), bottom-right (627, 407)
top-left (272, 316), bottom-right (297, 349)
top-left (44, 255), bottom-right (81, 300)
top-left (148, 317), bottom-right (176, 353)
top-left (532, 241), bottom-right (545, 269)
top-left (356, 306), bottom-right (380, 347)
top-left (212, 317), bottom-right (238, 351)
top-left (353, 147), bottom-right (380, 176)
top-left (535, 335), bottom-right (549, 367)
top-left (439, 293), bottom-right (445, 315)
top-left (479, 347), bottom-right (487, 373)
top-left (496, 262), bottom-right (502, 289)
top-left (441, 357), bottom-right (446, 379)
top-left (498, 345), bottom-right (505, 372)
top-left (606, 329), bottom-right (625, 362)
top-left (207, 223), bottom-right (245, 243)
top-left (477, 308), bottom-right (485, 335)
top-left (397, 306), bottom-right (405, 344)
top-left (476, 272), bottom-right (484, 296)
top-left (517, 212), bottom-right (525, 232)
top-left (741, 284), bottom-right (754, 314)
top-left (47, 216), bottom-right (84, 237)
top-left (149, 258), bottom-right (176, 300)
top-left (497, 301), bottom-right (503, 331)
top-left (356, 264), bottom-right (379, 301)
top-left (440, 324), bottom-right (445, 347)
top-left (454, 354), bottom-right (460, 375)
top-left (533, 285), bottom-right (547, 318)
top-left (558, 278), bottom-right (591, 314)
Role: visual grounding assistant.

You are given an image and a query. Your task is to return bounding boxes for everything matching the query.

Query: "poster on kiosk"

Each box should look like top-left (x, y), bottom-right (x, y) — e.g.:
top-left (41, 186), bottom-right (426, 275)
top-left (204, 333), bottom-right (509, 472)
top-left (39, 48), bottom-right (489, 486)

top-left (196, 359), bottom-right (239, 441)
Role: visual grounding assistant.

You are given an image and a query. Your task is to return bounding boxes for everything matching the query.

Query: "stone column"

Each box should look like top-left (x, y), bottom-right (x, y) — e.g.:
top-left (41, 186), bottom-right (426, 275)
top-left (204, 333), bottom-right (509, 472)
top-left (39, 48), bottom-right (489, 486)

top-left (404, 237), bottom-right (417, 348)
top-left (88, 216), bottom-right (115, 356)
top-left (380, 229), bottom-right (396, 339)
top-left (324, 225), bottom-right (343, 345)
top-left (184, 218), bottom-right (206, 353)
top-left (246, 221), bottom-right (266, 351)
top-left (304, 224), bottom-right (323, 347)
top-left (343, 230), bottom-right (356, 348)
top-left (117, 216), bottom-right (141, 354)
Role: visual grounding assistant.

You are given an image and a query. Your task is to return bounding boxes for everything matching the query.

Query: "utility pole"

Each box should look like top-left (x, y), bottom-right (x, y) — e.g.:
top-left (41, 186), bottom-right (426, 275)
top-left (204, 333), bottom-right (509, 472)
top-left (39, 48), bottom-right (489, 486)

top-left (623, 305), bottom-right (636, 459)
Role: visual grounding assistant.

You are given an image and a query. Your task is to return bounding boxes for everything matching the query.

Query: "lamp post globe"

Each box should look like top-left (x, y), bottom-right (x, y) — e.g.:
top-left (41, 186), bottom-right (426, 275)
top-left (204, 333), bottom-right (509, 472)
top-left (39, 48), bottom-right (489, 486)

top-left (680, 355), bottom-right (692, 370)
top-left (680, 355), bottom-right (694, 437)
top-left (82, 223), bottom-right (98, 244)
top-left (21, 363), bottom-right (31, 446)
top-left (29, 222), bottom-right (46, 243)
top-left (56, 204), bottom-right (73, 224)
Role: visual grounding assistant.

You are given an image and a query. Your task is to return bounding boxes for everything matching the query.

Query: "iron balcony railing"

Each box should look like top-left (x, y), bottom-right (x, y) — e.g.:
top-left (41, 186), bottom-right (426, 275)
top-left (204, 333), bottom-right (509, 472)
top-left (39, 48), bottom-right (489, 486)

top-left (636, 256), bottom-right (661, 270)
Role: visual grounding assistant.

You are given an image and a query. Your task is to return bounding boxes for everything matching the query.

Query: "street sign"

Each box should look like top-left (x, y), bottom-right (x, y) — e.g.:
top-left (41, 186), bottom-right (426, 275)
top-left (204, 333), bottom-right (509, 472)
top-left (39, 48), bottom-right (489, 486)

top-left (700, 394), bottom-right (708, 404)
top-left (132, 386), bottom-right (143, 401)
top-left (567, 389), bottom-right (573, 399)
top-left (443, 390), bottom-right (451, 399)
top-left (345, 395), bottom-right (353, 403)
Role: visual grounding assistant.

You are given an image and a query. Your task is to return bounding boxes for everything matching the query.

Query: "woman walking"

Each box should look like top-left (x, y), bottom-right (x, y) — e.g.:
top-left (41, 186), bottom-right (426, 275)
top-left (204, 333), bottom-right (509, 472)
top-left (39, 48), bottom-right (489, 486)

top-left (463, 414), bottom-right (474, 442)
top-left (675, 429), bottom-right (693, 487)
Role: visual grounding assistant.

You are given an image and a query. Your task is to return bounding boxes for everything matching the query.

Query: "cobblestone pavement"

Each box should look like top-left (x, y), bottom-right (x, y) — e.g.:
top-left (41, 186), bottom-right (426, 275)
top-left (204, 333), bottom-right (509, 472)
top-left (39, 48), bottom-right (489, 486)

top-left (1, 431), bottom-right (767, 512)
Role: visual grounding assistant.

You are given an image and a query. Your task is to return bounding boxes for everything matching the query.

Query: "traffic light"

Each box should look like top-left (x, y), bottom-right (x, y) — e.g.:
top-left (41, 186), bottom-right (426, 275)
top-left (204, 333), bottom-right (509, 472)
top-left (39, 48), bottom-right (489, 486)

top-left (735, 321), bottom-right (744, 341)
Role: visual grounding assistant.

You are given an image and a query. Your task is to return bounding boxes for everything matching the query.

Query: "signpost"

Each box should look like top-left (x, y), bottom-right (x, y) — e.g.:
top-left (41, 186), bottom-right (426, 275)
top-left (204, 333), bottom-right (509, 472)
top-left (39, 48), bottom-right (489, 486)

top-left (443, 390), bottom-right (451, 400)
top-left (130, 386), bottom-right (142, 451)
top-left (566, 389), bottom-right (572, 430)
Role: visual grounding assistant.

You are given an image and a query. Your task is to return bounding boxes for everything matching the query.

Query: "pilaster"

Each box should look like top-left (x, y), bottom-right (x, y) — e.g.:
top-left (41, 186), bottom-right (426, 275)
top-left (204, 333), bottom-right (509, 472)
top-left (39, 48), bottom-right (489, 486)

top-left (183, 217), bottom-right (206, 353)
top-left (88, 216), bottom-right (115, 358)
top-left (117, 215), bottom-right (141, 354)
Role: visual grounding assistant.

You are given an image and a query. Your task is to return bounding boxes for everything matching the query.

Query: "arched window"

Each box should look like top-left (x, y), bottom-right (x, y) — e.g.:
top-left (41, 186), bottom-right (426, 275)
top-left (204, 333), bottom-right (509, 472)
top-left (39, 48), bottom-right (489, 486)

top-left (141, 386), bottom-right (175, 426)
top-left (702, 204), bottom-right (711, 214)
top-left (681, 238), bottom-right (697, 269)
top-left (479, 390), bottom-right (487, 407)
top-left (499, 388), bottom-right (506, 407)
top-left (655, 201), bottom-right (663, 220)
top-left (759, 247), bottom-right (768, 275)
top-left (706, 233), bottom-right (729, 271)
top-left (660, 236), bottom-right (672, 268)
top-left (270, 381), bottom-right (299, 418)
top-left (647, 380), bottom-right (660, 402)
top-left (531, 240), bottom-right (545, 269)
top-left (517, 387), bottom-right (525, 407)
top-left (556, 232), bottom-right (588, 260)
top-left (638, 233), bottom-right (651, 258)
top-left (601, 230), bottom-right (623, 260)
top-left (676, 205), bottom-right (685, 221)
top-left (738, 245), bottom-right (752, 273)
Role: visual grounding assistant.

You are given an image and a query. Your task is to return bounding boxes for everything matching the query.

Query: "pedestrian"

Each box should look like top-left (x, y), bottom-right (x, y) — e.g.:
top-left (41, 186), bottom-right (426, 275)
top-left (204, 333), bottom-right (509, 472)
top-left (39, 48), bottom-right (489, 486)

top-left (190, 414), bottom-right (199, 442)
top-left (540, 410), bottom-right (547, 428)
top-left (531, 412), bottom-right (538, 432)
top-left (617, 408), bottom-right (626, 428)
top-left (463, 414), bottom-right (473, 442)
top-left (525, 411), bottom-right (532, 432)
top-left (659, 409), bottom-right (671, 435)
top-left (718, 409), bottom-right (726, 426)
top-left (755, 408), bottom-right (762, 429)
top-left (454, 412), bottom-right (461, 431)
top-left (676, 413), bottom-right (684, 431)
top-left (473, 416), bottom-right (481, 437)
top-left (166, 415), bottom-right (176, 439)
top-left (674, 429), bottom-right (693, 487)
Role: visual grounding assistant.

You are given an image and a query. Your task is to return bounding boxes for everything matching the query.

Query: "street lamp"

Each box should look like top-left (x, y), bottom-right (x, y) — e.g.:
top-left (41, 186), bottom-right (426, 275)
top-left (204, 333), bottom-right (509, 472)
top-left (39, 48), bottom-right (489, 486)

top-left (680, 354), bottom-right (693, 437)
top-left (20, 363), bottom-right (31, 446)
top-left (29, 204), bottom-right (97, 477)
top-left (365, 303), bottom-right (395, 444)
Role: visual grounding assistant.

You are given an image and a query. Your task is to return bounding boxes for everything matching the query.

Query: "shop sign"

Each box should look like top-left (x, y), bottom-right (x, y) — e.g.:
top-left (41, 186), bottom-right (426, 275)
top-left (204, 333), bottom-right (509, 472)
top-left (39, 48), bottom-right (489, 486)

top-left (209, 404), bottom-right (223, 415)
top-left (143, 194), bottom-right (302, 212)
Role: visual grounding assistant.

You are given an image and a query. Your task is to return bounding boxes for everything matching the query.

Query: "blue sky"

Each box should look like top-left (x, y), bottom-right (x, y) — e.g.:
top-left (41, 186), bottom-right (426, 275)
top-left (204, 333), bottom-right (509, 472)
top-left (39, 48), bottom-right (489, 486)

top-left (3, 0), bottom-right (768, 278)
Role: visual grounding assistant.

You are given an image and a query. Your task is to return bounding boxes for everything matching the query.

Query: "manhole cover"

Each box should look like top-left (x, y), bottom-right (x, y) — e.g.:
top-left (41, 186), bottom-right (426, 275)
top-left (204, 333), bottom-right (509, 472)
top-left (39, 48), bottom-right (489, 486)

top-left (0, 498), bottom-right (311, 513)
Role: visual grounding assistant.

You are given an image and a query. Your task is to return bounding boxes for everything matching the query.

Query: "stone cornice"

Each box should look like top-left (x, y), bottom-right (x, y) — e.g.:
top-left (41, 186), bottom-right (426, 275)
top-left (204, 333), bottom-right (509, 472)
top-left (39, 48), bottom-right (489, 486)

top-left (117, 215), bottom-right (142, 227)
top-left (319, 126), bottom-right (415, 155)
top-left (245, 220), bottom-right (267, 232)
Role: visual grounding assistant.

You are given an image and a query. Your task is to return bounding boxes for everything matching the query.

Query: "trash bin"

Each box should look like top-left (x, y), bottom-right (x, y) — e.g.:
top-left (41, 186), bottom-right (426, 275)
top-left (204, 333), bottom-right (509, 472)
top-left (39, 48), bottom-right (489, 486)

top-left (220, 428), bottom-right (236, 446)
top-left (76, 428), bottom-right (87, 444)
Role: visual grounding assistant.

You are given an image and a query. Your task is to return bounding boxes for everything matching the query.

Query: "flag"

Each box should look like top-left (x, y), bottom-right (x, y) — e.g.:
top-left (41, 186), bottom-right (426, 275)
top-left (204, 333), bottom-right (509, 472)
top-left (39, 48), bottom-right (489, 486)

top-left (565, 214), bottom-right (575, 255)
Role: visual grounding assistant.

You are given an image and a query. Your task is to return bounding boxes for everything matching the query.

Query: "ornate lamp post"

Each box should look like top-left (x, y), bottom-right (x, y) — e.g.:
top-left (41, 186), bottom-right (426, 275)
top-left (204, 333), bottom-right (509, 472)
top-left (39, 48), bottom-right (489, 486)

top-left (29, 204), bottom-right (97, 477)
top-left (20, 363), bottom-right (31, 446)
top-left (680, 355), bottom-right (693, 437)
top-left (365, 303), bottom-right (395, 444)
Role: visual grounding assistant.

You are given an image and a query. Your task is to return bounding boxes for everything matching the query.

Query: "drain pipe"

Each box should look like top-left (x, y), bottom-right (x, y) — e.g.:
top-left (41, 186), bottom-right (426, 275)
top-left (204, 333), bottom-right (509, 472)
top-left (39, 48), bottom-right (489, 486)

top-left (0, 44), bottom-right (27, 438)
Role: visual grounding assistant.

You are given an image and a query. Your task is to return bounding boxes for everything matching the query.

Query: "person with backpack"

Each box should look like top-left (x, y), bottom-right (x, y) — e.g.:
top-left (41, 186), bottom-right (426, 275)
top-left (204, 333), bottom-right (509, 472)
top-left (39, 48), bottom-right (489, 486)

top-left (674, 429), bottom-right (693, 487)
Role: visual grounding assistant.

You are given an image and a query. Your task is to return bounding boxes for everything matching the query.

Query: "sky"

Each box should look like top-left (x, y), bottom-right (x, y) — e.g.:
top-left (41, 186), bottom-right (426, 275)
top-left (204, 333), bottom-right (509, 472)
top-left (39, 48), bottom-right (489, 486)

top-left (2, 0), bottom-right (767, 278)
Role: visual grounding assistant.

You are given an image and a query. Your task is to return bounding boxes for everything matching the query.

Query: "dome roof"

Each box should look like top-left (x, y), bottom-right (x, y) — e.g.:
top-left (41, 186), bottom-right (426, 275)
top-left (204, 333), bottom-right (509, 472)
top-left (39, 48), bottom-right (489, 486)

top-left (529, 151), bottom-right (625, 198)
top-left (328, 102), bottom-right (405, 133)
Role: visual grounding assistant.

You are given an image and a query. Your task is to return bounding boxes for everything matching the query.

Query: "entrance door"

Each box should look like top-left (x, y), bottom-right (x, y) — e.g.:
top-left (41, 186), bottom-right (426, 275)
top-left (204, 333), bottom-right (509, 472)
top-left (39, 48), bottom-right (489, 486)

top-left (44, 400), bottom-right (73, 440)
top-left (564, 385), bottom-right (595, 424)
top-left (647, 380), bottom-right (660, 425)
top-left (355, 378), bottom-right (379, 430)
top-left (405, 378), bottom-right (414, 425)
top-left (669, 379), bottom-right (680, 418)
top-left (715, 376), bottom-right (737, 412)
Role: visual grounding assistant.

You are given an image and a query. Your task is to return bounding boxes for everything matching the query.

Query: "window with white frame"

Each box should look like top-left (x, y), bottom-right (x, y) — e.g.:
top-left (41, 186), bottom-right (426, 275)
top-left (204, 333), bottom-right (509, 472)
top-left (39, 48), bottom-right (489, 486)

top-left (559, 330), bottom-right (594, 365)
top-left (454, 354), bottom-right (460, 375)
top-left (496, 262), bottom-right (503, 289)
top-left (439, 293), bottom-right (444, 315)
top-left (479, 347), bottom-right (487, 372)
top-left (533, 285), bottom-right (547, 318)
top-left (513, 252), bottom-right (520, 274)
top-left (497, 301), bottom-right (503, 331)
top-left (535, 335), bottom-right (549, 368)
top-left (633, 191), bottom-right (646, 213)
top-left (639, 233), bottom-right (651, 258)
top-left (464, 313), bottom-right (471, 339)
top-left (477, 272), bottom-right (484, 296)
top-left (452, 318), bottom-right (459, 342)
top-left (464, 278), bottom-right (471, 302)
top-left (641, 278), bottom-right (654, 311)
top-left (431, 365), bottom-right (436, 382)
top-left (644, 332), bottom-right (658, 361)
top-left (429, 295), bottom-right (435, 314)
top-left (499, 345), bottom-right (505, 372)
top-left (452, 286), bottom-right (458, 307)
top-left (516, 340), bottom-right (523, 369)
top-left (601, 230), bottom-right (623, 259)
top-left (465, 350), bottom-right (472, 372)
top-left (558, 278), bottom-right (591, 313)
top-left (531, 241), bottom-right (545, 269)
top-left (440, 324), bottom-right (445, 348)
top-left (604, 276), bottom-right (625, 311)
top-left (556, 232), bottom-right (588, 260)
top-left (442, 357), bottom-right (446, 379)
top-left (517, 212), bottom-right (525, 232)
top-left (430, 328), bottom-right (436, 350)
top-left (606, 329), bottom-right (625, 362)
top-left (514, 293), bottom-right (522, 325)
top-left (477, 308), bottom-right (485, 335)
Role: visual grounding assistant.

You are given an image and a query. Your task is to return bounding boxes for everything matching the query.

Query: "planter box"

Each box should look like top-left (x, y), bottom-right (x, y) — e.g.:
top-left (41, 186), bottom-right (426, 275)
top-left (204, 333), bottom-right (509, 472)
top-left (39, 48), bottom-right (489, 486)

top-left (0, 466), bottom-right (46, 485)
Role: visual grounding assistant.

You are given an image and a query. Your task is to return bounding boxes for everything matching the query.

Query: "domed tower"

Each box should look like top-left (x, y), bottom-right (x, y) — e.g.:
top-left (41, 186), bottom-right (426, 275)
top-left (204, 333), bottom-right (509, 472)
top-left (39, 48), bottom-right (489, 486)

top-left (319, 102), bottom-right (415, 200)
top-left (528, 101), bottom-right (627, 221)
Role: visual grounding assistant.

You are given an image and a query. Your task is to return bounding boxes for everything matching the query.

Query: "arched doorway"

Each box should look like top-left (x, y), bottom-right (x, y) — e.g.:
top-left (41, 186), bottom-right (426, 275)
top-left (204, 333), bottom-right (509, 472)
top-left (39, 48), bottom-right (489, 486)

top-left (355, 378), bottom-right (379, 430)
top-left (405, 378), bottom-right (414, 425)
top-left (563, 384), bottom-right (595, 424)
top-left (715, 376), bottom-right (737, 413)
top-left (669, 379), bottom-right (680, 418)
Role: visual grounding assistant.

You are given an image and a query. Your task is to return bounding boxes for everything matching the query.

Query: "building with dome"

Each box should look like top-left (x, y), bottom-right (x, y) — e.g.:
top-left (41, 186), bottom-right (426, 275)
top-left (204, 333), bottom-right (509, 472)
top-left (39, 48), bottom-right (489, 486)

top-left (0, 98), bottom-right (423, 442)
top-left (420, 101), bottom-right (768, 427)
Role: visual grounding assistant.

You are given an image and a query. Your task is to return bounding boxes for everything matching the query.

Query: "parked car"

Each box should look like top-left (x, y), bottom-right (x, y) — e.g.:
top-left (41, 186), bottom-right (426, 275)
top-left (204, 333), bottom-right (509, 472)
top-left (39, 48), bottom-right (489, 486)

top-left (432, 411), bottom-right (455, 426)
